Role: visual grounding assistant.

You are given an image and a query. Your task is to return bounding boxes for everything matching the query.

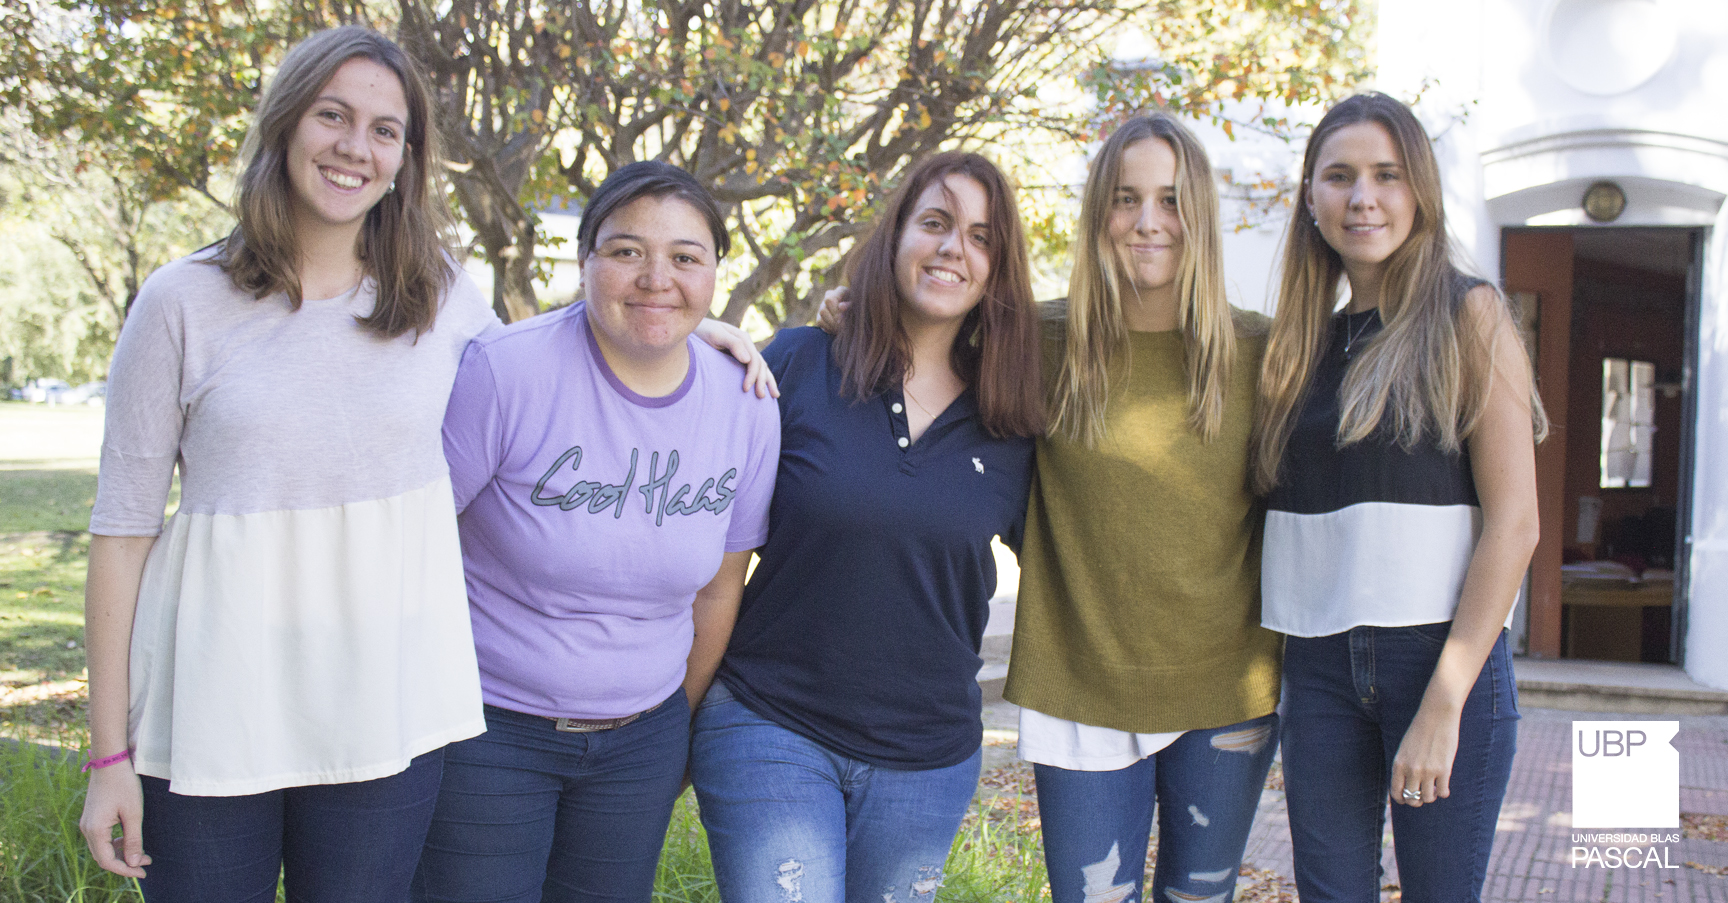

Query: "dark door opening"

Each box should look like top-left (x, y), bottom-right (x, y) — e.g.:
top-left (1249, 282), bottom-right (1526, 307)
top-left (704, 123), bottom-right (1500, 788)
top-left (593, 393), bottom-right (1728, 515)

top-left (1504, 226), bottom-right (1701, 663)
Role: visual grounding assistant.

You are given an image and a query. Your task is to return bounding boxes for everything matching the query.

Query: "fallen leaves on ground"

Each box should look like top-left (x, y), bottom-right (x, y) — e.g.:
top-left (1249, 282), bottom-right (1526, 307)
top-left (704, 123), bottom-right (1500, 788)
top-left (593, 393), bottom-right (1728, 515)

top-left (1682, 813), bottom-right (1728, 843)
top-left (0, 674), bottom-right (87, 739)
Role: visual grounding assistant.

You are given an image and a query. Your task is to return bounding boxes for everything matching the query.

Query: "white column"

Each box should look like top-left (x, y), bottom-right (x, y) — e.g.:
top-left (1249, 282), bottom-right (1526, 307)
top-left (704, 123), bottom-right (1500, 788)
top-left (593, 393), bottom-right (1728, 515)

top-left (1685, 199), bottom-right (1728, 690)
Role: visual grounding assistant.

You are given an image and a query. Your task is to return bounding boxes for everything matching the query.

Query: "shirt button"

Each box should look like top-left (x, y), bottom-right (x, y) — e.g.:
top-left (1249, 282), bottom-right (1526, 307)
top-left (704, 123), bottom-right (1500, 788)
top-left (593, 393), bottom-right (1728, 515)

top-left (897, 436), bottom-right (910, 448)
top-left (891, 402), bottom-right (903, 413)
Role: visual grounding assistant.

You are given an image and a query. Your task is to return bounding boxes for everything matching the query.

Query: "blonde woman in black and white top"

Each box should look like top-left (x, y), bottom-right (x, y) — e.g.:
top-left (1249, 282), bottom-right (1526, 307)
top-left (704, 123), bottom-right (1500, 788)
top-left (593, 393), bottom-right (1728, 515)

top-left (1252, 92), bottom-right (1546, 903)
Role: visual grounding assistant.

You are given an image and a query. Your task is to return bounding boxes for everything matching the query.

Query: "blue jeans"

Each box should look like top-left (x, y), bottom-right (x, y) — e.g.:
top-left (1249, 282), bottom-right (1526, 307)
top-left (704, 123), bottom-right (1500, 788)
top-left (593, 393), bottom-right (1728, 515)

top-left (690, 683), bottom-right (982, 903)
top-left (1281, 624), bottom-right (1518, 903)
top-left (411, 690), bottom-right (690, 903)
top-left (137, 749), bottom-right (444, 903)
top-left (1033, 713), bottom-right (1278, 903)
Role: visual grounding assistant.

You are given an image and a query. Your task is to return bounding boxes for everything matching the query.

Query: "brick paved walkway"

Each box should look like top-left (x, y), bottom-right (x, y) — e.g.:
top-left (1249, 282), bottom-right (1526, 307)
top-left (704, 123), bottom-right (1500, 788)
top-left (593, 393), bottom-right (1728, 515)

top-left (1240, 708), bottom-right (1728, 902)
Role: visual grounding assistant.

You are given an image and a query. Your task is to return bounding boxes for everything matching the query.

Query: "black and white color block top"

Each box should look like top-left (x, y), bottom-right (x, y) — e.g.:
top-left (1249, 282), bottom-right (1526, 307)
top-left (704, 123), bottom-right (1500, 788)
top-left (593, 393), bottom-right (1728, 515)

top-left (1261, 304), bottom-right (1485, 637)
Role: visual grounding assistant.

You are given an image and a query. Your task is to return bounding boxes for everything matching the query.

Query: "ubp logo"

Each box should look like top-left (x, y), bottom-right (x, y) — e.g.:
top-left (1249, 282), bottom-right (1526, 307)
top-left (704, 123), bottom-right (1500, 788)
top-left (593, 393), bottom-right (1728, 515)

top-left (1572, 721), bottom-right (1679, 829)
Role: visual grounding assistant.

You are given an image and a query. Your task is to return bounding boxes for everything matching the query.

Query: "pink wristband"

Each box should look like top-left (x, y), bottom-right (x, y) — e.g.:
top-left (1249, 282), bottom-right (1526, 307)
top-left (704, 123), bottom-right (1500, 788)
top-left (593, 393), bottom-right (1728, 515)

top-left (82, 750), bottom-right (133, 772)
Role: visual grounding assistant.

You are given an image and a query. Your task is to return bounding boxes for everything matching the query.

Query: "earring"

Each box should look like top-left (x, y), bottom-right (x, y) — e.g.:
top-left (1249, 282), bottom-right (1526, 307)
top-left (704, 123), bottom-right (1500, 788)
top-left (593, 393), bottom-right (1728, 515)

top-left (386, 181), bottom-right (397, 194)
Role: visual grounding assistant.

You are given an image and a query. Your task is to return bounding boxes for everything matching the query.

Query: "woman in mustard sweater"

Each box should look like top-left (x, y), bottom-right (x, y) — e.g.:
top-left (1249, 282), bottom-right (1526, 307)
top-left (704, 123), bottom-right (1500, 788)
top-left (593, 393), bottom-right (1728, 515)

top-left (1000, 112), bottom-right (1281, 903)
top-left (819, 113), bottom-right (1278, 902)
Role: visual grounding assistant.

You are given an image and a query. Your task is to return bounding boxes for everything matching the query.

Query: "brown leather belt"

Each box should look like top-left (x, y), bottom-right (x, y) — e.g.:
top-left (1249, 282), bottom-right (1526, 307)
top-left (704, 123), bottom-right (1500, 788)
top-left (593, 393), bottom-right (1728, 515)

top-left (546, 696), bottom-right (667, 733)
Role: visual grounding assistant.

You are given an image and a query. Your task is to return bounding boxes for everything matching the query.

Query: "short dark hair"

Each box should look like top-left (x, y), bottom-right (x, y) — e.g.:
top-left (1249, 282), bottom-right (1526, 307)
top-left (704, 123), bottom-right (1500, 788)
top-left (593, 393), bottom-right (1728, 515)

top-left (577, 161), bottom-right (730, 261)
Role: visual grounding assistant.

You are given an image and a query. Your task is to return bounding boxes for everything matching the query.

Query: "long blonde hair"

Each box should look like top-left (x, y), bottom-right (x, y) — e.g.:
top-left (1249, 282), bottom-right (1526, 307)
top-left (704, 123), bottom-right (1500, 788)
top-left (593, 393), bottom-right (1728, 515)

top-left (1250, 93), bottom-right (1547, 494)
top-left (1048, 112), bottom-right (1237, 446)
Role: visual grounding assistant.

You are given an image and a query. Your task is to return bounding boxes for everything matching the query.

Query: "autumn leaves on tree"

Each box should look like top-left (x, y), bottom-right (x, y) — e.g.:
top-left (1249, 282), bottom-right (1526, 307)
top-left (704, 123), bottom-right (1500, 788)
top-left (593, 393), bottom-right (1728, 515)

top-left (1, 0), bottom-right (1370, 333)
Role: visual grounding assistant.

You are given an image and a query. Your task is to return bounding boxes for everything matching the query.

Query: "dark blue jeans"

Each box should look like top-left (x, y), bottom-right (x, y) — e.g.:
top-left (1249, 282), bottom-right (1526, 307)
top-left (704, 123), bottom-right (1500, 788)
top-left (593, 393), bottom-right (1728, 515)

top-left (1032, 713), bottom-right (1278, 903)
top-left (137, 749), bottom-right (445, 903)
top-left (410, 691), bottom-right (689, 903)
top-left (1281, 624), bottom-right (1518, 903)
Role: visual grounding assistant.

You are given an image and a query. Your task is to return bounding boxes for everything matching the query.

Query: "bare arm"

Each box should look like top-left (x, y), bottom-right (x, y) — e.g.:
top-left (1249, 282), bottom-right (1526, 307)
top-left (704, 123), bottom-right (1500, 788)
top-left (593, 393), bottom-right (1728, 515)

top-left (682, 550), bottom-right (754, 710)
top-left (79, 533), bottom-right (158, 877)
top-left (1390, 287), bottom-right (1540, 807)
top-left (693, 319), bottom-right (779, 398)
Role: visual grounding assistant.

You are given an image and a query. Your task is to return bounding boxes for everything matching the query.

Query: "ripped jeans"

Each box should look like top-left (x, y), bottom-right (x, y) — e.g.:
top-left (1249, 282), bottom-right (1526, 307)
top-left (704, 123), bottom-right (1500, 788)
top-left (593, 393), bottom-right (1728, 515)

top-left (1034, 713), bottom-right (1279, 903)
top-left (690, 683), bottom-right (980, 903)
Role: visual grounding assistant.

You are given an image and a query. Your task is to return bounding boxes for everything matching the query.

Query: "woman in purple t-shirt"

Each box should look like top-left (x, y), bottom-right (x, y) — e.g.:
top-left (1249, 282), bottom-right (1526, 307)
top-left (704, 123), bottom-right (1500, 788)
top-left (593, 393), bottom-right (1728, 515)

top-left (413, 162), bottom-right (781, 903)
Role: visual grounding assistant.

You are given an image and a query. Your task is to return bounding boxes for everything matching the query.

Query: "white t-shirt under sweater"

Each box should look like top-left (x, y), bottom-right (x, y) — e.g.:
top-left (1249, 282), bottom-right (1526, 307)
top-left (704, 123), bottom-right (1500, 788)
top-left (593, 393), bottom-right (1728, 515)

top-left (89, 249), bottom-right (498, 796)
top-left (1017, 707), bottom-right (1183, 771)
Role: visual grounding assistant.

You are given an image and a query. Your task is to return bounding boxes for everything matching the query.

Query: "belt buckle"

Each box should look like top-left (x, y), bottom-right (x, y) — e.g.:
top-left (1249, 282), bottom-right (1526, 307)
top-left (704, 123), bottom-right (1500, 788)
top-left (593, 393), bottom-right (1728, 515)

top-left (553, 712), bottom-right (641, 733)
top-left (550, 694), bottom-right (669, 732)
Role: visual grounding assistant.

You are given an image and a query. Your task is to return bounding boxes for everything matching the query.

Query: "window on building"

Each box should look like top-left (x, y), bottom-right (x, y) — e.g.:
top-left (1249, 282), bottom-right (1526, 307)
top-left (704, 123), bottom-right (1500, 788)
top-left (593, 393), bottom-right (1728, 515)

top-left (1600, 358), bottom-right (1655, 489)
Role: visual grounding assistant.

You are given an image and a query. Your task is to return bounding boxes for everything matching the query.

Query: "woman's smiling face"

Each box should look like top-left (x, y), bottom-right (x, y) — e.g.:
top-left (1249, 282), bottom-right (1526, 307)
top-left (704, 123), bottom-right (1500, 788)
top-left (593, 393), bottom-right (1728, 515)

top-left (581, 194), bottom-right (718, 367)
top-left (285, 56), bottom-right (408, 240)
top-left (893, 175), bottom-right (993, 331)
top-left (1305, 120), bottom-right (1417, 287)
top-left (1107, 137), bottom-right (1185, 296)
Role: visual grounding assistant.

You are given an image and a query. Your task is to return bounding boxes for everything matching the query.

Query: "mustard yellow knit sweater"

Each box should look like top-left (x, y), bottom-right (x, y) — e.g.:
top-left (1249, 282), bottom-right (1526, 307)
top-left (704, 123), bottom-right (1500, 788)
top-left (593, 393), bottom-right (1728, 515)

top-left (1003, 316), bottom-right (1282, 733)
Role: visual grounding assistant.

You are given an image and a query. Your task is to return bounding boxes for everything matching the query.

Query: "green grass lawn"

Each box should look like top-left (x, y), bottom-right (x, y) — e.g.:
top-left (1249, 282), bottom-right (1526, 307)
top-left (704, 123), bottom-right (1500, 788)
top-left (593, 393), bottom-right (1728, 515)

top-left (0, 531), bottom-right (90, 736)
top-left (0, 404), bottom-right (106, 739)
top-left (0, 469), bottom-right (99, 533)
top-left (0, 529), bottom-right (88, 671)
top-left (0, 403), bottom-right (183, 738)
top-left (0, 405), bottom-right (123, 738)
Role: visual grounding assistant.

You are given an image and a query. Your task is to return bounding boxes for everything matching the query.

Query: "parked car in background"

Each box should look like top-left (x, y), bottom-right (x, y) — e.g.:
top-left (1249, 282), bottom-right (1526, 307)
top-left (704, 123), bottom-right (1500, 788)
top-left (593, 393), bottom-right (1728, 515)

top-left (10, 379), bottom-right (104, 405)
top-left (51, 382), bottom-right (107, 405)
top-left (16, 378), bottom-right (70, 403)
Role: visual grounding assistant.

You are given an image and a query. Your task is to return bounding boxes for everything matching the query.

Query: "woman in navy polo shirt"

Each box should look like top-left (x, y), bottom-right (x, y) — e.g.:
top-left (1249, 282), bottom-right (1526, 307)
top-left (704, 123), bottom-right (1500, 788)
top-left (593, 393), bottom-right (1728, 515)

top-left (689, 152), bottom-right (1045, 903)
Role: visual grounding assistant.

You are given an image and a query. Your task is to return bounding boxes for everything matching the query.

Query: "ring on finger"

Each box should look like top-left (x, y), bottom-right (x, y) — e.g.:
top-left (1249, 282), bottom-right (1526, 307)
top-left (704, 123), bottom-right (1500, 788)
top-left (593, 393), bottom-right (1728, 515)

top-left (1401, 788), bottom-right (1421, 801)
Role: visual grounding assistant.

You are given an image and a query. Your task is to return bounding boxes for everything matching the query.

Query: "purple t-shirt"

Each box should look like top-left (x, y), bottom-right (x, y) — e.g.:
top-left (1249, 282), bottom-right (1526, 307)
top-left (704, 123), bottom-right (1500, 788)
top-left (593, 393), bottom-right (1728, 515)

top-left (442, 302), bottom-right (779, 720)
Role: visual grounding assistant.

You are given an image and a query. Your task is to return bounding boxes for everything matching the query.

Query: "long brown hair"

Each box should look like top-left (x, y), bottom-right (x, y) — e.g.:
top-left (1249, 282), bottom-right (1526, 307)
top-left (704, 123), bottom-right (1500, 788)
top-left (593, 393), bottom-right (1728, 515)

top-left (218, 25), bottom-right (455, 338)
top-left (834, 152), bottom-right (1044, 439)
top-left (1251, 93), bottom-right (1547, 493)
top-left (1048, 112), bottom-right (1240, 446)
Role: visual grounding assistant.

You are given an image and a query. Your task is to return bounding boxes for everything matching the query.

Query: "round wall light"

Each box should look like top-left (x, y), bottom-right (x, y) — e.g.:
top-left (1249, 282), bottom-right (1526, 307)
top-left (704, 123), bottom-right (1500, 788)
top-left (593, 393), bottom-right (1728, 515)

top-left (1583, 181), bottom-right (1627, 223)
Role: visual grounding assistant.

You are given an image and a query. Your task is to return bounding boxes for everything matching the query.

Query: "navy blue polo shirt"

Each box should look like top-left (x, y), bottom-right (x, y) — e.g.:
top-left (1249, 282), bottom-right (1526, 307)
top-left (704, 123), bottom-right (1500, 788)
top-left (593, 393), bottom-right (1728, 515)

top-left (714, 327), bottom-right (1034, 769)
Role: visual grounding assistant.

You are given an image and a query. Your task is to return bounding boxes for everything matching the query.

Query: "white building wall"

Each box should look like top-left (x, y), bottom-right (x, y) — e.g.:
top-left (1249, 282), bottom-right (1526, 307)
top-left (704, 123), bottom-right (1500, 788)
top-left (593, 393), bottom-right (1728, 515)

top-left (1687, 198), bottom-right (1728, 689)
top-left (1370, 0), bottom-right (1728, 687)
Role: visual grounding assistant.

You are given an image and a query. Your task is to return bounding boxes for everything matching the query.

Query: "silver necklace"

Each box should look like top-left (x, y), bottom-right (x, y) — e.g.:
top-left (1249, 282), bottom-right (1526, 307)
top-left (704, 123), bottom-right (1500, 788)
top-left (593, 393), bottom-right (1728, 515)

top-left (1343, 311), bottom-right (1376, 358)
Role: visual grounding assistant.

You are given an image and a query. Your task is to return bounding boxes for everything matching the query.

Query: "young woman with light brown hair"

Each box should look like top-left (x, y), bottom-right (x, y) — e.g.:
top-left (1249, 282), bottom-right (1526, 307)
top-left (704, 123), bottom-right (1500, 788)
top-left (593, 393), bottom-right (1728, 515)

top-left (1002, 111), bottom-right (1283, 903)
top-left (1253, 92), bottom-right (1545, 902)
top-left (79, 27), bottom-right (497, 902)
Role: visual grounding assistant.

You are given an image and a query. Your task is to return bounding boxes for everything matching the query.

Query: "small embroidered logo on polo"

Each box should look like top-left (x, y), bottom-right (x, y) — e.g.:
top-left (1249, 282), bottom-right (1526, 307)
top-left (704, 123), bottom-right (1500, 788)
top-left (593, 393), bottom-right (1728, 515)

top-left (973, 457), bottom-right (984, 473)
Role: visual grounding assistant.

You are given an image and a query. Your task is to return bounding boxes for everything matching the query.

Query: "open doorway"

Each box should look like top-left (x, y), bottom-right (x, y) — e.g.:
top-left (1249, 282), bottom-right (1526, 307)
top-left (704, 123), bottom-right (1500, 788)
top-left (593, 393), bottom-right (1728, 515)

top-left (1504, 226), bottom-right (1701, 663)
